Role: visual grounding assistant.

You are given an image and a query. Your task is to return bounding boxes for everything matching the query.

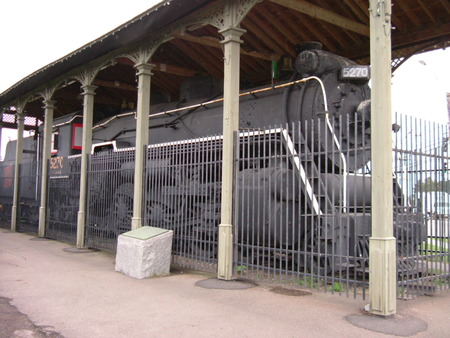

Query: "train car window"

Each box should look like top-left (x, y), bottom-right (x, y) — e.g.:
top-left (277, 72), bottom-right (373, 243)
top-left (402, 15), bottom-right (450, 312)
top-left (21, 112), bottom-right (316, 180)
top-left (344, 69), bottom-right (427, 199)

top-left (72, 123), bottom-right (83, 150)
top-left (93, 144), bottom-right (114, 154)
top-left (51, 132), bottom-right (59, 154)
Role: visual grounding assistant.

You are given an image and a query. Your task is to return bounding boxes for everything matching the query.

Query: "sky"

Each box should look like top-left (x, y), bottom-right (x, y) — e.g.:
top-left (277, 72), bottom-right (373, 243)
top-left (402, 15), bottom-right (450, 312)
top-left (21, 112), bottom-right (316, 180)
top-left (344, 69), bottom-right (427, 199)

top-left (0, 0), bottom-right (449, 159)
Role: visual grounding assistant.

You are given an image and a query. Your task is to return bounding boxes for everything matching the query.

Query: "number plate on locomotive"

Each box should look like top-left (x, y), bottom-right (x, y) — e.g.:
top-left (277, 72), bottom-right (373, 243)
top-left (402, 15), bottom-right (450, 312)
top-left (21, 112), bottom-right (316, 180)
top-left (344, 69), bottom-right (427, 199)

top-left (340, 65), bottom-right (370, 82)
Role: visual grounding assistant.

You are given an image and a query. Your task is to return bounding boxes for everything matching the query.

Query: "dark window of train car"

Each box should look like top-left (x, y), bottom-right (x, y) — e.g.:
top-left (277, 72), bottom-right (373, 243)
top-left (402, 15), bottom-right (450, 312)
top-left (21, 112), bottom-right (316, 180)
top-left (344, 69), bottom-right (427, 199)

top-left (93, 144), bottom-right (114, 154)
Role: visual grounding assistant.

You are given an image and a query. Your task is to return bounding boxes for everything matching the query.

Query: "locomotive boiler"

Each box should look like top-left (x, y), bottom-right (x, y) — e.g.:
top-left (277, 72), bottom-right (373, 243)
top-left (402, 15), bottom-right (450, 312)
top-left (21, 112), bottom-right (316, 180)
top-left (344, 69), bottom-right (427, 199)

top-left (0, 46), bottom-right (426, 274)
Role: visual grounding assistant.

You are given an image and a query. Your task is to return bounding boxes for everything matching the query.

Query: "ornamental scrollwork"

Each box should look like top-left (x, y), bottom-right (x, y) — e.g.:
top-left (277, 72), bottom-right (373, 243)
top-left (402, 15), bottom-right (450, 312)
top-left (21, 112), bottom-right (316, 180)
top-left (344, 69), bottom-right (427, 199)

top-left (125, 34), bottom-right (172, 65)
top-left (188, 0), bottom-right (261, 30)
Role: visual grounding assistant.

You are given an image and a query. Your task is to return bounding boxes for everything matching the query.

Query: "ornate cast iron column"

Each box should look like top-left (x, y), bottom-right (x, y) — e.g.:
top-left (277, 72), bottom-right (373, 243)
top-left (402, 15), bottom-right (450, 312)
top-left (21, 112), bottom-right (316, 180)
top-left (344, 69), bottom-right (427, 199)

top-left (38, 98), bottom-right (56, 237)
top-left (11, 105), bottom-right (25, 231)
top-left (369, 0), bottom-right (397, 316)
top-left (132, 62), bottom-right (154, 230)
top-left (218, 25), bottom-right (245, 280)
top-left (76, 84), bottom-right (97, 248)
top-left (215, 0), bottom-right (260, 280)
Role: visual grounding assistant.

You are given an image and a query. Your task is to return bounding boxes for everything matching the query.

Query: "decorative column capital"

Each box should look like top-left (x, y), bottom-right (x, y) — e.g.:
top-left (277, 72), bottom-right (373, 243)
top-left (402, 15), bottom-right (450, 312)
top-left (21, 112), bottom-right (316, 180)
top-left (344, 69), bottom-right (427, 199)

top-left (219, 26), bottom-right (246, 44)
top-left (81, 84), bottom-right (97, 96)
top-left (43, 100), bottom-right (57, 110)
top-left (134, 63), bottom-right (155, 77)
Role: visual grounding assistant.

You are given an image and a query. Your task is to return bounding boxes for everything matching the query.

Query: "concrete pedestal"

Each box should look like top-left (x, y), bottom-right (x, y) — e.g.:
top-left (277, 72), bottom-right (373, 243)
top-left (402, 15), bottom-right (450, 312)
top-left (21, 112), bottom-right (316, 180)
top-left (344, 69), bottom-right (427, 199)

top-left (115, 226), bottom-right (173, 279)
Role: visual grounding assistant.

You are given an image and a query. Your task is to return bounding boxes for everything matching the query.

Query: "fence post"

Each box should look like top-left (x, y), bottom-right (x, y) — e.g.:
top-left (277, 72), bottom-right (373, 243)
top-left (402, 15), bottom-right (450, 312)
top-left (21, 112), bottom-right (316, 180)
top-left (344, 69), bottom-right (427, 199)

top-left (369, 0), bottom-right (397, 316)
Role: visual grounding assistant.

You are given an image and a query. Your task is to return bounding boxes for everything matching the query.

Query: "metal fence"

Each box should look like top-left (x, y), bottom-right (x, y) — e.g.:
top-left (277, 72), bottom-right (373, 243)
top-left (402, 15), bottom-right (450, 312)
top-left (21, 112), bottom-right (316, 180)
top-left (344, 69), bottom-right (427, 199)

top-left (142, 137), bottom-right (222, 271)
top-left (85, 149), bottom-right (135, 251)
top-left (45, 156), bottom-right (80, 244)
top-left (82, 137), bottom-right (223, 269)
top-left (234, 115), bottom-right (373, 298)
top-left (2, 111), bottom-right (444, 300)
top-left (233, 114), bottom-right (449, 299)
top-left (394, 114), bottom-right (450, 298)
top-left (0, 159), bottom-right (15, 224)
top-left (16, 161), bottom-right (40, 234)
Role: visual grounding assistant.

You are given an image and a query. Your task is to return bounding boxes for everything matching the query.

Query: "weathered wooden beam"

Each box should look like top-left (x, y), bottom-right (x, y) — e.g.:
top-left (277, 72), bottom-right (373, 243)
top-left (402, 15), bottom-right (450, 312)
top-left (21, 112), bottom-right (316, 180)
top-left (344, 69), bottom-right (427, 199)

top-left (245, 12), bottom-right (292, 56)
top-left (341, 0), bottom-right (367, 23)
top-left (417, 0), bottom-right (436, 23)
top-left (93, 79), bottom-right (137, 92)
top-left (315, 0), bottom-right (361, 45)
top-left (116, 58), bottom-right (198, 77)
top-left (171, 39), bottom-right (223, 78)
top-left (269, 0), bottom-right (369, 36)
top-left (396, 1), bottom-right (421, 27)
top-left (296, 13), bottom-right (336, 52)
top-left (173, 32), bottom-right (279, 61)
top-left (439, 0), bottom-right (450, 14)
top-left (341, 21), bottom-right (450, 61)
top-left (253, 6), bottom-right (298, 49)
top-left (392, 22), bottom-right (450, 48)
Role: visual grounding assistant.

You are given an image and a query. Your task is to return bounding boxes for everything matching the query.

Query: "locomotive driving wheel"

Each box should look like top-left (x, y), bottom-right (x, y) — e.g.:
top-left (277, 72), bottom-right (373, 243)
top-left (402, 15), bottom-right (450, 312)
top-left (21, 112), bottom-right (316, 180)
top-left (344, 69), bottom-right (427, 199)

top-left (303, 234), bottom-right (334, 276)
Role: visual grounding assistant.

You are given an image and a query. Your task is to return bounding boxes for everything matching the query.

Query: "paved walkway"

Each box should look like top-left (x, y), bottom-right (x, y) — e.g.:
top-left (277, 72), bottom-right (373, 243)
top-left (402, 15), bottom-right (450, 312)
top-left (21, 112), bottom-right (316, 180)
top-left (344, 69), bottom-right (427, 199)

top-left (1, 230), bottom-right (449, 337)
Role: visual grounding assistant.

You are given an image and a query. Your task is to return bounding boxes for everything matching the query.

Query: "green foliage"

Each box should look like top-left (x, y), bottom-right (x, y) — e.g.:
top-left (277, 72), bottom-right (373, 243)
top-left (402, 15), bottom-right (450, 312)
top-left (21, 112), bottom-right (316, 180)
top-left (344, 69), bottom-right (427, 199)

top-left (331, 282), bottom-right (342, 292)
top-left (415, 177), bottom-right (450, 193)
top-left (236, 265), bottom-right (247, 274)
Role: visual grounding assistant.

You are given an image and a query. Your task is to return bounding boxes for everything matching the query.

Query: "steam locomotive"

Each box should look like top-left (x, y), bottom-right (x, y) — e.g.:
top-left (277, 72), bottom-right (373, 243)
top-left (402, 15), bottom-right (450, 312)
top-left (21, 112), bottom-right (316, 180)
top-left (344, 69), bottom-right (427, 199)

top-left (0, 46), bottom-right (425, 274)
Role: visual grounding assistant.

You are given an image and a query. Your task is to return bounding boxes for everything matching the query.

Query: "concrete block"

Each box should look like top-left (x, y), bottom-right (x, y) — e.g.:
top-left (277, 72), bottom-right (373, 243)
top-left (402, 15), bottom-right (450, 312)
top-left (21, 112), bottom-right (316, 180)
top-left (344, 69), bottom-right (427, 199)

top-left (115, 226), bottom-right (173, 279)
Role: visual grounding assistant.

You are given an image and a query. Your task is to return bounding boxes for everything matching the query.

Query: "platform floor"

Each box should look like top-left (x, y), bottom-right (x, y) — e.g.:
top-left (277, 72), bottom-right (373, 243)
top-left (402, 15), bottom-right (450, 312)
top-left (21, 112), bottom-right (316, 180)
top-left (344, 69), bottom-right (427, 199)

top-left (1, 229), bottom-right (449, 338)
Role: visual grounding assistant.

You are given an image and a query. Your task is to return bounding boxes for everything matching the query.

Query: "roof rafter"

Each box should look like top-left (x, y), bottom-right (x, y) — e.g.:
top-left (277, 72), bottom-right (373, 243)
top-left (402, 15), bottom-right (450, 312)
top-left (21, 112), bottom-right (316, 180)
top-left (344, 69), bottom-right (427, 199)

top-left (173, 32), bottom-right (279, 61)
top-left (269, 0), bottom-right (369, 36)
top-left (116, 58), bottom-right (198, 77)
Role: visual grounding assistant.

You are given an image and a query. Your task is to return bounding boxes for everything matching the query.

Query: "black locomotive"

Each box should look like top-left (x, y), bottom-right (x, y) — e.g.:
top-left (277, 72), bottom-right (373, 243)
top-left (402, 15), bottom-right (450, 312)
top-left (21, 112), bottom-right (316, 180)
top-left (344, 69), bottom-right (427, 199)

top-left (0, 47), bottom-right (425, 274)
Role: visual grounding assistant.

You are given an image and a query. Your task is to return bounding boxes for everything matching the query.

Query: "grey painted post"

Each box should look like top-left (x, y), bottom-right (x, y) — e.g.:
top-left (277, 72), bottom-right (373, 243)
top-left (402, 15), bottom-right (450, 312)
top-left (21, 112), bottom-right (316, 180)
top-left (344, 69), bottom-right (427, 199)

top-left (11, 111), bottom-right (24, 231)
top-left (369, 0), bottom-right (396, 316)
top-left (76, 85), bottom-right (97, 248)
top-left (217, 26), bottom-right (245, 280)
top-left (38, 100), bottom-right (56, 237)
top-left (131, 63), bottom-right (154, 230)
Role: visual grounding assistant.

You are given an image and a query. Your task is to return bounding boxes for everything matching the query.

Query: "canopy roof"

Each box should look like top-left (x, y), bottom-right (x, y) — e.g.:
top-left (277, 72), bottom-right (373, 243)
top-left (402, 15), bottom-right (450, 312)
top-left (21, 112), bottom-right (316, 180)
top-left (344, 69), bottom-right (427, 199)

top-left (1, 0), bottom-right (449, 127)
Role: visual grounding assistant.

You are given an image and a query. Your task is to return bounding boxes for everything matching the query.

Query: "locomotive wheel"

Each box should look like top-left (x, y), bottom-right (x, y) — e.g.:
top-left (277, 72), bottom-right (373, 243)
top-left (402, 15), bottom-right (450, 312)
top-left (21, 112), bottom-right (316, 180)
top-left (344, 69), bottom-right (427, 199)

top-left (113, 184), bottom-right (134, 226)
top-left (305, 238), bottom-right (334, 276)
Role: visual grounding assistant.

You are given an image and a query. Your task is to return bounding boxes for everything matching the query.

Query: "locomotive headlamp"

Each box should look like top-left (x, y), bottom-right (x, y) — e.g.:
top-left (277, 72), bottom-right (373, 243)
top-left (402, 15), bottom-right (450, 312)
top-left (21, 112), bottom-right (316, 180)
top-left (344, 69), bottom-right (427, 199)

top-left (340, 65), bottom-right (371, 82)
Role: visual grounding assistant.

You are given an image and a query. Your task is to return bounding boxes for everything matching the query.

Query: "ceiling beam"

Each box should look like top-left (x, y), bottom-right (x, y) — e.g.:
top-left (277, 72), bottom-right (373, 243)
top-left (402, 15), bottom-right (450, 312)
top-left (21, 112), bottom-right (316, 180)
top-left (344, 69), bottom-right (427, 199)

top-left (173, 32), bottom-right (279, 61)
top-left (94, 79), bottom-right (137, 92)
top-left (341, 21), bottom-right (450, 61)
top-left (269, 0), bottom-right (369, 36)
top-left (395, 1), bottom-right (421, 27)
top-left (392, 22), bottom-right (450, 49)
top-left (116, 58), bottom-right (198, 77)
top-left (440, 0), bottom-right (450, 14)
top-left (417, 0), bottom-right (436, 23)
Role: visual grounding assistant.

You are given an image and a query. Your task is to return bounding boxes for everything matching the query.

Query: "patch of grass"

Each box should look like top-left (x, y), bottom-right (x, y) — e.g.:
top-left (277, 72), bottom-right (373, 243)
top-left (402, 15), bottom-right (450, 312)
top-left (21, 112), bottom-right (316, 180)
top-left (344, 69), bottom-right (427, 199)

top-left (330, 282), bottom-right (343, 293)
top-left (236, 265), bottom-right (247, 274)
top-left (297, 276), bottom-right (319, 288)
